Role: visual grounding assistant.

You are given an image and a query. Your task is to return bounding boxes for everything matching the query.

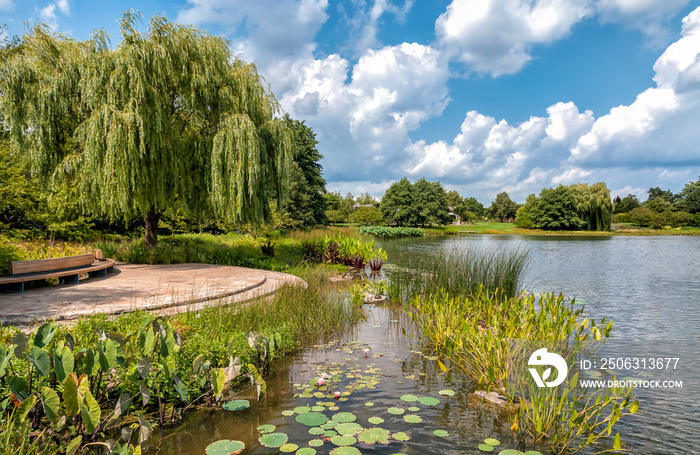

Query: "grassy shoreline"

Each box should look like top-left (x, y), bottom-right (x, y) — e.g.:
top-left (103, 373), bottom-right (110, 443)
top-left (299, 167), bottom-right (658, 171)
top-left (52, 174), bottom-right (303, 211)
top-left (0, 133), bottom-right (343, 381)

top-left (417, 222), bottom-right (700, 236)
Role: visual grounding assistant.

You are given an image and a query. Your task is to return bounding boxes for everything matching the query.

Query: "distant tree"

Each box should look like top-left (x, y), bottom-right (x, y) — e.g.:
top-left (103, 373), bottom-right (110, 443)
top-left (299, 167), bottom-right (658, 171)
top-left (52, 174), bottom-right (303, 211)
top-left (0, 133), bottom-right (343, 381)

top-left (535, 185), bottom-right (585, 230)
top-left (355, 192), bottom-right (377, 205)
top-left (350, 206), bottom-right (384, 225)
top-left (325, 210), bottom-right (346, 225)
top-left (0, 13), bottom-right (291, 248)
top-left (380, 178), bottom-right (416, 226)
top-left (445, 190), bottom-right (463, 208)
top-left (628, 207), bottom-right (663, 229)
top-left (283, 115), bottom-right (327, 226)
top-left (613, 194), bottom-right (640, 214)
top-left (324, 192), bottom-right (342, 211)
top-left (647, 186), bottom-right (675, 203)
top-left (487, 192), bottom-right (519, 221)
top-left (462, 197), bottom-right (485, 218)
top-left (340, 193), bottom-right (356, 216)
top-left (646, 198), bottom-right (674, 213)
top-left (572, 182), bottom-right (612, 231)
top-left (514, 194), bottom-right (539, 228)
top-left (413, 179), bottom-right (452, 227)
top-left (676, 176), bottom-right (700, 214)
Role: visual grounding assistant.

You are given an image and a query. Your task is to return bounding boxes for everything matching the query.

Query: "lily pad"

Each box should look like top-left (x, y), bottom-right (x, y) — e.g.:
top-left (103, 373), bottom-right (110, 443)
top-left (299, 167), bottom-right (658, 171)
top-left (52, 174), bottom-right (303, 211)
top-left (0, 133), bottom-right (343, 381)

top-left (294, 406), bottom-right (311, 414)
top-left (296, 412), bottom-right (329, 427)
top-left (280, 443), bottom-right (298, 453)
top-left (368, 416), bottom-right (385, 425)
top-left (330, 447), bottom-right (361, 455)
top-left (330, 435), bottom-right (356, 446)
top-left (365, 402), bottom-right (374, 407)
top-left (433, 430), bottom-right (449, 437)
top-left (309, 427), bottom-right (324, 435)
top-left (297, 449), bottom-right (317, 455)
top-left (281, 410), bottom-right (294, 416)
top-left (403, 414), bottom-right (422, 423)
top-left (417, 396), bottom-right (440, 406)
top-left (222, 400), bottom-right (250, 411)
top-left (335, 422), bottom-right (363, 435)
top-left (257, 424), bottom-right (275, 434)
top-left (311, 406), bottom-right (325, 412)
top-left (525, 452), bottom-right (544, 455)
top-left (400, 394), bottom-right (418, 402)
top-left (324, 430), bottom-right (338, 438)
top-left (322, 420), bottom-right (338, 429)
top-left (387, 407), bottom-right (405, 415)
top-left (392, 432), bottom-right (410, 441)
top-left (332, 412), bottom-right (356, 423)
top-left (439, 389), bottom-right (455, 396)
top-left (408, 406), bottom-right (420, 412)
top-left (309, 439), bottom-right (324, 447)
top-left (259, 432), bottom-right (288, 448)
top-left (484, 438), bottom-right (501, 446)
top-left (478, 444), bottom-right (494, 452)
top-left (358, 427), bottom-right (390, 444)
top-left (205, 440), bottom-right (245, 455)
top-left (498, 451), bottom-right (524, 455)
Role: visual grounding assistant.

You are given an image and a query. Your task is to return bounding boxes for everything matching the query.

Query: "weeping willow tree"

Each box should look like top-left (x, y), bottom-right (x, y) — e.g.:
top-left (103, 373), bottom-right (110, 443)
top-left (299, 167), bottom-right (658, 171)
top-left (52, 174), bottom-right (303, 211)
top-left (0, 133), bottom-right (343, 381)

top-left (0, 11), bottom-right (291, 248)
top-left (572, 182), bottom-right (613, 231)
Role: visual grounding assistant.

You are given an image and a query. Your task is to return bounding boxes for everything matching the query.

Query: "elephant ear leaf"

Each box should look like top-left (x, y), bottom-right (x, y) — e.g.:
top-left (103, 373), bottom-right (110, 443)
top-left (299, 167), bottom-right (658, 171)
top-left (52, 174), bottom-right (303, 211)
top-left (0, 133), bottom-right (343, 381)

top-left (64, 373), bottom-right (90, 417)
top-left (79, 391), bottom-right (101, 433)
top-left (17, 395), bottom-right (37, 423)
top-left (0, 343), bottom-right (15, 378)
top-left (34, 321), bottom-right (56, 348)
top-left (65, 436), bottom-right (82, 455)
top-left (54, 343), bottom-right (75, 383)
top-left (40, 387), bottom-right (61, 424)
top-left (28, 346), bottom-right (51, 377)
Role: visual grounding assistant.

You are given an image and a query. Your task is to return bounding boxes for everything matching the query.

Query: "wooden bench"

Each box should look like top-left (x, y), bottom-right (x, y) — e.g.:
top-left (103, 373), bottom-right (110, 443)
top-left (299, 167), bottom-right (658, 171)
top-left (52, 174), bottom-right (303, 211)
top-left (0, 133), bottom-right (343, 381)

top-left (0, 252), bottom-right (116, 293)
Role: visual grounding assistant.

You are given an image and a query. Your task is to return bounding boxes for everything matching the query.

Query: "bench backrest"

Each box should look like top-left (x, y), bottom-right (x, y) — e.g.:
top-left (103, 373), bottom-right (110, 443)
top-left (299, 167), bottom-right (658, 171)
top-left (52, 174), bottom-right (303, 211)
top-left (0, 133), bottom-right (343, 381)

top-left (9, 254), bottom-right (95, 276)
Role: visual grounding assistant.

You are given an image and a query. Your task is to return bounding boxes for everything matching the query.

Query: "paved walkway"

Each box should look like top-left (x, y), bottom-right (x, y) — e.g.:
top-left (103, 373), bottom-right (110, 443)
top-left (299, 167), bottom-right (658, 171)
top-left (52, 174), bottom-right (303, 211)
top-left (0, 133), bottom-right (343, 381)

top-left (0, 263), bottom-right (305, 327)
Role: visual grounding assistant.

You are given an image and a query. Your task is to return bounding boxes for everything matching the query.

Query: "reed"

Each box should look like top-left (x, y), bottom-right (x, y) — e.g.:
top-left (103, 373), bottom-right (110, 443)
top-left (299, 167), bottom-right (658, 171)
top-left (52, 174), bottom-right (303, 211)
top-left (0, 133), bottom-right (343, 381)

top-left (387, 246), bottom-right (530, 302)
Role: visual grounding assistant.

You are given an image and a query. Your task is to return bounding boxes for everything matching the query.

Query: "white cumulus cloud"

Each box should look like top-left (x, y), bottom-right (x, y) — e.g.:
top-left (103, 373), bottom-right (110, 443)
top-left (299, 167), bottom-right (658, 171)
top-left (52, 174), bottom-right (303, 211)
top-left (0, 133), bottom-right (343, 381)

top-left (435, 0), bottom-right (592, 76)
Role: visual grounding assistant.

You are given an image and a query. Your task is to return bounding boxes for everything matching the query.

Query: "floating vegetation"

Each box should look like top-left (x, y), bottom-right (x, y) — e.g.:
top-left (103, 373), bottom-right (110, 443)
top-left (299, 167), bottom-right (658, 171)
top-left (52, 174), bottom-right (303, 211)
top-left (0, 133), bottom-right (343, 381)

top-left (403, 414), bottom-right (423, 423)
top-left (330, 447), bottom-right (361, 455)
top-left (296, 412), bottom-right (329, 426)
top-left (433, 430), bottom-right (449, 437)
top-left (417, 396), bottom-right (440, 406)
top-left (484, 438), bottom-right (501, 446)
top-left (330, 435), bottom-right (356, 446)
top-left (333, 412), bottom-right (357, 423)
top-left (358, 427), bottom-right (390, 444)
top-left (257, 424), bottom-right (276, 434)
top-left (408, 406), bottom-right (420, 412)
top-left (259, 433), bottom-right (288, 448)
top-left (205, 440), bottom-right (245, 455)
top-left (387, 407), bottom-right (406, 415)
top-left (439, 389), bottom-right (455, 396)
top-left (280, 443), bottom-right (298, 452)
top-left (392, 432), bottom-right (410, 441)
top-left (400, 394), bottom-right (418, 402)
top-left (221, 399), bottom-right (250, 411)
top-left (368, 416), bottom-right (385, 425)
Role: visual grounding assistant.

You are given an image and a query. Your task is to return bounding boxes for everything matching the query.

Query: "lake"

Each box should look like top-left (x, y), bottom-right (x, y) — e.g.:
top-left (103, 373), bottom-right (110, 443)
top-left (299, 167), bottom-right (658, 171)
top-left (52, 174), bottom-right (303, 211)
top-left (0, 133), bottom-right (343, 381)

top-left (150, 234), bottom-right (699, 455)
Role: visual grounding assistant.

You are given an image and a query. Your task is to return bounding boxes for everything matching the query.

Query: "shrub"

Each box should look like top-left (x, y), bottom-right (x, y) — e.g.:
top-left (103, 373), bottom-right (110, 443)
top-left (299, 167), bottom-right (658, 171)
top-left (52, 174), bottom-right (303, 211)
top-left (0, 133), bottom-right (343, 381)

top-left (357, 225), bottom-right (424, 238)
top-left (0, 236), bottom-right (22, 277)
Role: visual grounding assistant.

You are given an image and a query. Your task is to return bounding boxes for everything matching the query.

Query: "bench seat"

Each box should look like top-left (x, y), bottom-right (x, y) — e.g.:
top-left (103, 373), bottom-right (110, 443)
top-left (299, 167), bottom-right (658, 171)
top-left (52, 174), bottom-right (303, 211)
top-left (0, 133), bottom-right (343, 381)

top-left (0, 254), bottom-right (116, 293)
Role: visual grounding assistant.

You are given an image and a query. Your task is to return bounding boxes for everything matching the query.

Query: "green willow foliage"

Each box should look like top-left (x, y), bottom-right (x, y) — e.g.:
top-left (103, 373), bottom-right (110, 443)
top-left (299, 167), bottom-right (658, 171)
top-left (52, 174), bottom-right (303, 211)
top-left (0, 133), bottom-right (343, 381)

top-left (0, 12), bottom-right (291, 247)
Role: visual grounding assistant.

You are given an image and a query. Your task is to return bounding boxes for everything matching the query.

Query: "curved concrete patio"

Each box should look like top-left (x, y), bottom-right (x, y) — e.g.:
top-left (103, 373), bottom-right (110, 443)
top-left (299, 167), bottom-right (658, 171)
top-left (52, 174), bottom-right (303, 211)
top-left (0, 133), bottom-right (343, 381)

top-left (0, 263), bottom-right (305, 327)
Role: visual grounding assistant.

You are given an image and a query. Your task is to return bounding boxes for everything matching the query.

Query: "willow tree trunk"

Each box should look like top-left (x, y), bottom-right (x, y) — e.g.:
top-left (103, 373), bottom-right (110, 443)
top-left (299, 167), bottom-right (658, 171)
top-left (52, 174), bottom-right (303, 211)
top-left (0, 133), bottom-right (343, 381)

top-left (145, 209), bottom-right (159, 250)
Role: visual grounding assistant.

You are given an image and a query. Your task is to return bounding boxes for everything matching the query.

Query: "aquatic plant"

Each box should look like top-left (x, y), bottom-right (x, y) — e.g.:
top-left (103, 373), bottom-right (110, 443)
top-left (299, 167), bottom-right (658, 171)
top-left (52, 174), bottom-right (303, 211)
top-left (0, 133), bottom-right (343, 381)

top-left (357, 226), bottom-right (424, 238)
top-left (388, 246), bottom-right (530, 301)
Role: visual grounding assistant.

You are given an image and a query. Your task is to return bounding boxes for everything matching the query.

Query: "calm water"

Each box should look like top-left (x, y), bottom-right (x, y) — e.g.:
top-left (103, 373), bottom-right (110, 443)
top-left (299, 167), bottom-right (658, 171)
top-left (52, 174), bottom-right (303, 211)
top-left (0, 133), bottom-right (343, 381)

top-left (149, 235), bottom-right (699, 455)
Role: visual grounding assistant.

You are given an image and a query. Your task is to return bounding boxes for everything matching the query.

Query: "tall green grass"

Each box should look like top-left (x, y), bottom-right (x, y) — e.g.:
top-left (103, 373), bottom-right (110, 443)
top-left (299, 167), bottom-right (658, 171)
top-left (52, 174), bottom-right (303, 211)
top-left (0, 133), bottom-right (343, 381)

top-left (387, 246), bottom-right (530, 302)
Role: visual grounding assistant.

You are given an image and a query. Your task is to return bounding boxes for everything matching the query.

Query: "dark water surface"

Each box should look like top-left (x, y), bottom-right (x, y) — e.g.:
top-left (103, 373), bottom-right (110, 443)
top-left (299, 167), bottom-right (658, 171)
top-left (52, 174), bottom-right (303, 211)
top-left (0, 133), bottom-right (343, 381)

top-left (150, 235), bottom-right (699, 455)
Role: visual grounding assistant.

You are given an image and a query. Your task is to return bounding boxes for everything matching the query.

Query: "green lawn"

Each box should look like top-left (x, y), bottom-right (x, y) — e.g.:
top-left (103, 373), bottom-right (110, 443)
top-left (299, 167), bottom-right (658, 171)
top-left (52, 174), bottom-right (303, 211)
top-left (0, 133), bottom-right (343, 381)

top-left (453, 222), bottom-right (516, 233)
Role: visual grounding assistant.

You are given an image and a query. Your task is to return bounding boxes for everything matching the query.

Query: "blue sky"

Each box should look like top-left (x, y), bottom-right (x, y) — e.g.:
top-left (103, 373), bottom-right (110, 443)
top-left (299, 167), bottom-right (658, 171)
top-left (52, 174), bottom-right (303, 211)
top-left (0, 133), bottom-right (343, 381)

top-left (2, 0), bottom-right (700, 204)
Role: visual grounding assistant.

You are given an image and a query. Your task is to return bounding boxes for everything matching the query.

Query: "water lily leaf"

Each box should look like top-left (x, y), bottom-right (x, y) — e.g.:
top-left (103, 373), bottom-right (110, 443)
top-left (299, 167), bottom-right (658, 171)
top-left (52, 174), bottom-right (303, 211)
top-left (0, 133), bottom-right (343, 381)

top-left (365, 402), bottom-right (374, 407)
top-left (259, 432), bottom-right (288, 448)
top-left (280, 443), bottom-right (298, 452)
top-left (309, 439), bottom-right (324, 447)
top-left (309, 427), bottom-right (324, 435)
top-left (205, 440), bottom-right (245, 455)
top-left (330, 447), bottom-right (361, 455)
top-left (294, 406), bottom-right (311, 414)
top-left (297, 449), bottom-right (317, 455)
top-left (498, 451), bottom-right (524, 455)
top-left (408, 406), bottom-right (420, 412)
top-left (222, 399), bottom-right (250, 411)
top-left (330, 435), bottom-right (356, 446)
top-left (392, 432), bottom-right (410, 441)
top-left (281, 410), bottom-right (294, 416)
top-left (400, 394), bottom-right (418, 402)
top-left (484, 438), bottom-right (501, 446)
top-left (403, 414), bottom-right (422, 423)
top-left (417, 396), bottom-right (440, 406)
top-left (332, 412), bottom-right (356, 423)
top-left (387, 407), bottom-right (405, 415)
top-left (257, 424), bottom-right (275, 434)
top-left (368, 416), bottom-right (384, 425)
top-left (311, 406), bottom-right (325, 412)
top-left (296, 412), bottom-right (329, 427)
top-left (478, 444), bottom-right (494, 452)
top-left (525, 452), bottom-right (544, 455)
top-left (335, 422), bottom-right (363, 435)
top-left (322, 420), bottom-right (338, 429)
top-left (324, 430), bottom-right (338, 437)
top-left (358, 427), bottom-right (390, 444)
top-left (439, 389), bottom-right (455, 396)
top-left (433, 430), bottom-right (449, 437)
